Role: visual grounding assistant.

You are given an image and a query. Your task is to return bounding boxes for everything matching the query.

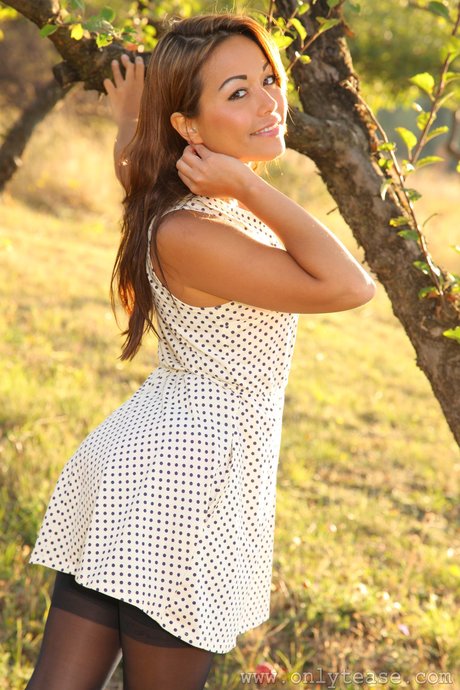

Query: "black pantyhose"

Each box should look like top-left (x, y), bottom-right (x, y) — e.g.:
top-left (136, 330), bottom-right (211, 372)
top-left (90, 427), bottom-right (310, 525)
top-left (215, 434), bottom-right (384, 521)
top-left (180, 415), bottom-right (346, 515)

top-left (25, 571), bottom-right (216, 690)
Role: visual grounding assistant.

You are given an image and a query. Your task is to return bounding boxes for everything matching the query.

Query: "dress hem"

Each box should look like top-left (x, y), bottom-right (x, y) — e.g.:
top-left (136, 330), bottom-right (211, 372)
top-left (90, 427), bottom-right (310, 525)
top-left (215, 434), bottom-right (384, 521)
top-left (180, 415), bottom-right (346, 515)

top-left (28, 558), bottom-right (270, 655)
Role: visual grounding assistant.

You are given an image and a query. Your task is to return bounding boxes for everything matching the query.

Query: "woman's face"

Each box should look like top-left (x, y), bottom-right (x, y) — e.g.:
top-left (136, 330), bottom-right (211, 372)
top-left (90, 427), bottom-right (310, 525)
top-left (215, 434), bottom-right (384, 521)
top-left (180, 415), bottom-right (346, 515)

top-left (187, 34), bottom-right (287, 162)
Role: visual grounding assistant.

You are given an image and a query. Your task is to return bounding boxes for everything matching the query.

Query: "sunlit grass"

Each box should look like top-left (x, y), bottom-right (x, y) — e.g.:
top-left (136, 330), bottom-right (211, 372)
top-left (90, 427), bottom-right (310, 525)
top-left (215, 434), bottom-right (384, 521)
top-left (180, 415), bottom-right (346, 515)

top-left (1, 99), bottom-right (459, 689)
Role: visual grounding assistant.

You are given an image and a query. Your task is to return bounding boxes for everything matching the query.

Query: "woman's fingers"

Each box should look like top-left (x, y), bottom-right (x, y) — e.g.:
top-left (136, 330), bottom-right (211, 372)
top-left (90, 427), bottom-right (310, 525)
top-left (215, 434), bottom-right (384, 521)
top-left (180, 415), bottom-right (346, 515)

top-left (123, 53), bottom-right (134, 79)
top-left (181, 146), bottom-right (205, 164)
top-left (176, 157), bottom-right (196, 177)
top-left (110, 58), bottom-right (124, 88)
top-left (103, 77), bottom-right (115, 96)
top-left (134, 55), bottom-right (145, 81)
top-left (190, 143), bottom-right (211, 160)
top-left (110, 54), bottom-right (137, 89)
top-left (177, 169), bottom-right (197, 193)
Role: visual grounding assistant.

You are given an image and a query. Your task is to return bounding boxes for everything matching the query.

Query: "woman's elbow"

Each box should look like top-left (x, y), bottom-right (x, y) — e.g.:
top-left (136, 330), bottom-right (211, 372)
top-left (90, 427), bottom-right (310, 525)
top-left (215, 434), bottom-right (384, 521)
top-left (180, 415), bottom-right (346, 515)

top-left (344, 276), bottom-right (377, 309)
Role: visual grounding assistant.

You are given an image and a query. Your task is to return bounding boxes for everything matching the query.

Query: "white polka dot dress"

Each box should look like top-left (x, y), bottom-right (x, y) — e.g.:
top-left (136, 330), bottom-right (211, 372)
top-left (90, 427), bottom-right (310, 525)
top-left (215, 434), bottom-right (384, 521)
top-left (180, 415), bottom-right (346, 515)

top-left (29, 194), bottom-right (299, 654)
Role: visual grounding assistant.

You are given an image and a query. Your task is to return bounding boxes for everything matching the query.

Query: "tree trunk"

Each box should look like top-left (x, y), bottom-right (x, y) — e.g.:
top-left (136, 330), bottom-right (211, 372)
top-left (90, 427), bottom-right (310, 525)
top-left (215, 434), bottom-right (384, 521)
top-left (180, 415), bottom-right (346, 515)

top-left (0, 77), bottom-right (74, 192)
top-left (1, 0), bottom-right (459, 444)
top-left (276, 0), bottom-right (460, 445)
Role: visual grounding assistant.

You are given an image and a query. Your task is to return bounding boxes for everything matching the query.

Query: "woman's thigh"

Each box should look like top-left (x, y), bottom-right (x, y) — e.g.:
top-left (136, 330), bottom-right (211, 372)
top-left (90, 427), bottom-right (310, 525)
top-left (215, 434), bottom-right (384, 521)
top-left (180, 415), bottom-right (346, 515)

top-left (118, 601), bottom-right (216, 690)
top-left (25, 571), bottom-right (122, 690)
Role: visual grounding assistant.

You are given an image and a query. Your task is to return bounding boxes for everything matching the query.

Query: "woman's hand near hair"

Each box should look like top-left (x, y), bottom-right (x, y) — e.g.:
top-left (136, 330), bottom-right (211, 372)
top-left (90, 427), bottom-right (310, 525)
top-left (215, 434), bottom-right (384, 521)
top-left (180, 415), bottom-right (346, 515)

top-left (103, 53), bottom-right (145, 186)
top-left (176, 143), bottom-right (255, 199)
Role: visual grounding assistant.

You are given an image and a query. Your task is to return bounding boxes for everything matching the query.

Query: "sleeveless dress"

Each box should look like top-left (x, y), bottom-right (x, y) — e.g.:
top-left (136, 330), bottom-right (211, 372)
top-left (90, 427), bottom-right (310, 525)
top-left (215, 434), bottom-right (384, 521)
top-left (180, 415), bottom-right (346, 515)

top-left (28, 194), bottom-right (299, 654)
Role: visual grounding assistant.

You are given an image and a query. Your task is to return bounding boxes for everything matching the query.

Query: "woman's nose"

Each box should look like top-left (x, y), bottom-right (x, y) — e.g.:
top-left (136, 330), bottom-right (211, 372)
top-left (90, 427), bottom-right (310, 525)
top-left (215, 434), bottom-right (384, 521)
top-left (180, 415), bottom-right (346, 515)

top-left (256, 86), bottom-right (279, 114)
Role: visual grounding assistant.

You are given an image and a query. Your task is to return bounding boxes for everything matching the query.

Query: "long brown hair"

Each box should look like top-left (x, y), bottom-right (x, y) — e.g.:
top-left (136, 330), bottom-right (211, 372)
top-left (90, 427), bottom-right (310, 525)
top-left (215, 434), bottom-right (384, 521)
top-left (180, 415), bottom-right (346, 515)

top-left (110, 13), bottom-right (288, 361)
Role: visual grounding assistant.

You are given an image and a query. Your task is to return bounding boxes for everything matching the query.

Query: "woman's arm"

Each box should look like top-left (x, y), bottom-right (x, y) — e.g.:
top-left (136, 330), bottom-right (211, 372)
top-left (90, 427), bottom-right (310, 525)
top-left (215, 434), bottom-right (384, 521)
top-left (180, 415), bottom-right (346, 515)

top-left (113, 118), bottom-right (137, 188)
top-left (103, 53), bottom-right (145, 188)
top-left (236, 168), bottom-right (376, 304)
top-left (174, 144), bottom-right (376, 312)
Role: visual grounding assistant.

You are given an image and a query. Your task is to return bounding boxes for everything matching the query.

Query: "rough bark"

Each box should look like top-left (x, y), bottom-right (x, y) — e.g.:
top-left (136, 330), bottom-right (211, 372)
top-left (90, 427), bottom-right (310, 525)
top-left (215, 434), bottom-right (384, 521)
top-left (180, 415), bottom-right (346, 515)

top-left (0, 77), bottom-right (74, 191)
top-left (1, 0), bottom-right (459, 444)
top-left (277, 0), bottom-right (460, 445)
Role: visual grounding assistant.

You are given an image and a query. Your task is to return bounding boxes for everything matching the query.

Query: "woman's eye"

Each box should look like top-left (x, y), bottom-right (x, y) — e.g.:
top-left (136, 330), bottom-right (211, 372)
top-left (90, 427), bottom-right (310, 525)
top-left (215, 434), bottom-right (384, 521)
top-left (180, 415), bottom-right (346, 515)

top-left (265, 74), bottom-right (277, 85)
top-left (229, 89), bottom-right (246, 101)
top-left (228, 74), bottom-right (278, 101)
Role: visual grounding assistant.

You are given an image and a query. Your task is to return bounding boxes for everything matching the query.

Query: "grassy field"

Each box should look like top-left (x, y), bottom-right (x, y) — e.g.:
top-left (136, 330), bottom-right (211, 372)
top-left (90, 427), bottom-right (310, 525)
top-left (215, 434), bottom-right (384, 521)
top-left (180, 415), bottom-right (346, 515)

top-left (1, 96), bottom-right (459, 689)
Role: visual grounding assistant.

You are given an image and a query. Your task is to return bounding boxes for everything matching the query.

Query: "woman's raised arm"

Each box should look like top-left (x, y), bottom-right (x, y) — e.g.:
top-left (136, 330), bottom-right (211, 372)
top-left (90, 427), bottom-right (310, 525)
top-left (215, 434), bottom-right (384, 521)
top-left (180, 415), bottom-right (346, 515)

top-left (103, 53), bottom-right (145, 188)
top-left (170, 143), bottom-right (376, 313)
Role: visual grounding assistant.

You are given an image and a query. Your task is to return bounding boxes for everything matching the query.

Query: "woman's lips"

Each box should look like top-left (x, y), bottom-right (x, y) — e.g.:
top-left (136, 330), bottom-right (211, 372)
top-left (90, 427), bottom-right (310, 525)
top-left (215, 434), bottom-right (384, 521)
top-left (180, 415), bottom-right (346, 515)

top-left (251, 123), bottom-right (284, 137)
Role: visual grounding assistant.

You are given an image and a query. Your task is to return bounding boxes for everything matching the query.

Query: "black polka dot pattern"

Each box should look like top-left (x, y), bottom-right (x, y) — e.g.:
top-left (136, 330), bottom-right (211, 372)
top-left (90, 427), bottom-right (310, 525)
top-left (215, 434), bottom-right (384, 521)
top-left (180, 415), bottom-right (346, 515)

top-left (29, 195), bottom-right (299, 654)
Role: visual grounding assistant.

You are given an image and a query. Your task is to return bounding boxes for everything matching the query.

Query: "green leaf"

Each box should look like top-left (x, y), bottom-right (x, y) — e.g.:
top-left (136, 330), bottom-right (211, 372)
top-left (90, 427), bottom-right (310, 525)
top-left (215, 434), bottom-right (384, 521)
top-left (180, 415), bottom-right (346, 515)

top-left (404, 188), bottom-right (422, 202)
top-left (96, 33), bottom-right (112, 47)
top-left (389, 215), bottom-right (410, 228)
top-left (272, 32), bottom-right (294, 50)
top-left (378, 158), bottom-right (394, 171)
top-left (445, 72), bottom-right (460, 83)
top-left (101, 6), bottom-right (116, 22)
top-left (419, 286), bottom-right (439, 299)
top-left (427, 1), bottom-right (450, 20)
top-left (397, 230), bottom-right (420, 242)
top-left (377, 142), bottom-right (396, 151)
top-left (289, 17), bottom-right (307, 41)
top-left (250, 12), bottom-right (269, 26)
top-left (297, 3), bottom-right (311, 16)
top-left (413, 260), bottom-right (431, 276)
top-left (445, 36), bottom-right (460, 60)
top-left (143, 24), bottom-right (156, 36)
top-left (70, 23), bottom-right (84, 40)
top-left (327, 0), bottom-right (341, 7)
top-left (401, 159), bottom-right (415, 174)
top-left (0, 8), bottom-right (18, 20)
top-left (443, 327), bottom-right (460, 343)
top-left (409, 72), bottom-right (435, 97)
top-left (348, 2), bottom-right (361, 11)
top-left (416, 111), bottom-right (431, 131)
top-left (316, 17), bottom-right (341, 34)
top-left (415, 155), bottom-right (444, 169)
top-left (395, 127), bottom-right (417, 156)
top-left (298, 54), bottom-right (311, 64)
top-left (436, 92), bottom-right (455, 109)
top-left (425, 126), bottom-right (449, 143)
top-left (39, 24), bottom-right (58, 37)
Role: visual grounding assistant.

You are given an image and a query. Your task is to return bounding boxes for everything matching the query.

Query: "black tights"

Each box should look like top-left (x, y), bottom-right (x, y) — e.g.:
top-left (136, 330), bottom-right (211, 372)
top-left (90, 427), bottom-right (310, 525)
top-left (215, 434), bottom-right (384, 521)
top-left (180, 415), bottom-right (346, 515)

top-left (25, 571), bottom-right (216, 690)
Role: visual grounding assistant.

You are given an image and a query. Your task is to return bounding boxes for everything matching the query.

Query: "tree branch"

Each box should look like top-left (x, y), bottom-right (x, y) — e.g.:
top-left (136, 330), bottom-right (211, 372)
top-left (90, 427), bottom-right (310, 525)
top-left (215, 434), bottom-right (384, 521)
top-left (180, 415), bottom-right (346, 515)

top-left (0, 76), bottom-right (74, 193)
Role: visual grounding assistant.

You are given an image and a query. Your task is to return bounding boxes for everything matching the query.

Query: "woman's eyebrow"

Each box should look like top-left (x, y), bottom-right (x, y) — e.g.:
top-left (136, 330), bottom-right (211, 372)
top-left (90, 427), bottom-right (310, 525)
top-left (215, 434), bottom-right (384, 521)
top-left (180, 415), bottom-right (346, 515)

top-left (218, 60), bottom-right (270, 91)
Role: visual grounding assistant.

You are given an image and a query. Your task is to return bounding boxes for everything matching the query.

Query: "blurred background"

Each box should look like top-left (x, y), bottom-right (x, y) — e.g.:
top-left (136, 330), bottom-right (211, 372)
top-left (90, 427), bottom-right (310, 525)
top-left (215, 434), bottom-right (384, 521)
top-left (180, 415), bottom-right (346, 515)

top-left (0, 1), bottom-right (459, 688)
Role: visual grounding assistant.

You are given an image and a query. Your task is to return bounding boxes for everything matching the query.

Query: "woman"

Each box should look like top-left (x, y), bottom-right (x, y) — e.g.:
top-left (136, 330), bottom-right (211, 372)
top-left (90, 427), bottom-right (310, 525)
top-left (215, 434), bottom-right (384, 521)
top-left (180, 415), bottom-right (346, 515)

top-left (26, 13), bottom-right (376, 690)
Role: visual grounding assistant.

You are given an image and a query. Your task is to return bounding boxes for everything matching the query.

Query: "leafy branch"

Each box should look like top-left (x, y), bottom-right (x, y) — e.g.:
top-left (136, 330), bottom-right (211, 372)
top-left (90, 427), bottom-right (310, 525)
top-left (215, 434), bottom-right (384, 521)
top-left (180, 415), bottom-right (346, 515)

top-left (38, 0), bottom-right (156, 51)
top-left (256, 0), bottom-right (342, 74)
top-left (342, 2), bottom-right (460, 338)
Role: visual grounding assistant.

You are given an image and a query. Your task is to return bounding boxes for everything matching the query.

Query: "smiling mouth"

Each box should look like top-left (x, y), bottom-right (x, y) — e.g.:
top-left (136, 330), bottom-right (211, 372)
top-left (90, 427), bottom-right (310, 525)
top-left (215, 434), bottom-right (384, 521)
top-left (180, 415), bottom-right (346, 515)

top-left (251, 121), bottom-right (283, 136)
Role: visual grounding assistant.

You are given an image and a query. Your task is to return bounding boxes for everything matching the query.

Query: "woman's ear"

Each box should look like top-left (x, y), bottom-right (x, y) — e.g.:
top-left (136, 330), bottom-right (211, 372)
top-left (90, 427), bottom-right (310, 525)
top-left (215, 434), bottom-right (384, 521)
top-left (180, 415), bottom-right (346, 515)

top-left (170, 112), bottom-right (201, 144)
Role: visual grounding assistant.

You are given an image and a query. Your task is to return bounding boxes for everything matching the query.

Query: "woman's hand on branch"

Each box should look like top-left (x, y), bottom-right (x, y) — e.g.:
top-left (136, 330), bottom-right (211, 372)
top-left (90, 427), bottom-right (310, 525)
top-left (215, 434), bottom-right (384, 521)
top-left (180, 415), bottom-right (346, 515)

top-left (103, 53), bottom-right (145, 128)
top-left (176, 144), bottom-right (255, 200)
